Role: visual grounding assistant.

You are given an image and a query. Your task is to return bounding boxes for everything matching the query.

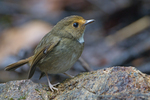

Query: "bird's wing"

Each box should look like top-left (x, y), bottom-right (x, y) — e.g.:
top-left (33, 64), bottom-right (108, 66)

top-left (39, 72), bottom-right (45, 80)
top-left (28, 37), bottom-right (61, 79)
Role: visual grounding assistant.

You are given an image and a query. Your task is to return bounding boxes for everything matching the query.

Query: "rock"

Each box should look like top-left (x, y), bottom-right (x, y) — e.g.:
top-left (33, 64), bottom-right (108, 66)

top-left (0, 80), bottom-right (49, 100)
top-left (1, 67), bottom-right (150, 100)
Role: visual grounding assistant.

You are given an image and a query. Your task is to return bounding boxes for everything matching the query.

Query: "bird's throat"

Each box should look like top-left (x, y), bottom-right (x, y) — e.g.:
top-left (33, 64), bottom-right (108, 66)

top-left (78, 33), bottom-right (84, 43)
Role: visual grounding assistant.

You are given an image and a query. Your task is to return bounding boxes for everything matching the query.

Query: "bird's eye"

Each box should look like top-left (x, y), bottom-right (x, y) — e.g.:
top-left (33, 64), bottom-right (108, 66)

top-left (73, 22), bottom-right (78, 28)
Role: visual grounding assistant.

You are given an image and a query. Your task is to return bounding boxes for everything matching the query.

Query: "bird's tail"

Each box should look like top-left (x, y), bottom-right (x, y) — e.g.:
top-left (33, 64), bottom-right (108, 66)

top-left (4, 56), bottom-right (32, 71)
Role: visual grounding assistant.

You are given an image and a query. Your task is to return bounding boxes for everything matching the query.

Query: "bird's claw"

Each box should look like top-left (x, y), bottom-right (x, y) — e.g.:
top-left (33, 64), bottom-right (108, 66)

top-left (49, 83), bottom-right (59, 92)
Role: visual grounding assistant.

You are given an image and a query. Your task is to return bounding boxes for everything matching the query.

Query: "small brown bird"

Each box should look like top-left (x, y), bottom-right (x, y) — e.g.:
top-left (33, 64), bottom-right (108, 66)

top-left (5, 15), bottom-right (94, 91)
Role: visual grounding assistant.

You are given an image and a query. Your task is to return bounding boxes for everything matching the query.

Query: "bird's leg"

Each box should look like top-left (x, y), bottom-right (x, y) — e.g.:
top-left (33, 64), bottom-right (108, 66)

top-left (78, 57), bottom-right (93, 71)
top-left (64, 72), bottom-right (74, 78)
top-left (45, 72), bottom-right (58, 92)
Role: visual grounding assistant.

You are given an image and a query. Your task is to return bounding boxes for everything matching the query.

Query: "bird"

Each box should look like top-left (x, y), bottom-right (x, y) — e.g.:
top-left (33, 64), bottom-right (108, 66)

top-left (4, 15), bottom-right (95, 92)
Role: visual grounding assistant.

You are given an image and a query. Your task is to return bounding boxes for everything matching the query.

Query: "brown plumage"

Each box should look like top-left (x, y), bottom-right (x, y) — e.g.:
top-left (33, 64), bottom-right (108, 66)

top-left (5, 15), bottom-right (94, 91)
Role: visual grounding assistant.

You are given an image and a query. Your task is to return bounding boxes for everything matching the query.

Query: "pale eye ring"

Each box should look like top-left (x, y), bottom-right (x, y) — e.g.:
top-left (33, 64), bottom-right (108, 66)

top-left (73, 22), bottom-right (78, 28)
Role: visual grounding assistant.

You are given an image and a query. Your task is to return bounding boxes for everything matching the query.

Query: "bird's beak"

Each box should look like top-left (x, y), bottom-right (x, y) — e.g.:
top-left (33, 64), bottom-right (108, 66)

top-left (84, 19), bottom-right (95, 25)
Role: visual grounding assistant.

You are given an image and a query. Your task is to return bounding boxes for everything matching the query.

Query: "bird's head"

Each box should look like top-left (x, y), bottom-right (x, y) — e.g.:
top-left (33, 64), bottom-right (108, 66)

top-left (52, 15), bottom-right (94, 43)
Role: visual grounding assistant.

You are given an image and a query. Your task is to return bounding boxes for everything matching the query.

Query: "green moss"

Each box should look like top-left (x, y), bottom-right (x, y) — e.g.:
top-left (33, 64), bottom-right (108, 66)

top-left (18, 86), bottom-right (21, 90)
top-left (35, 88), bottom-right (40, 92)
top-left (9, 98), bottom-right (14, 100)
top-left (43, 84), bottom-right (47, 87)
top-left (18, 96), bottom-right (26, 100)
top-left (47, 91), bottom-right (51, 96)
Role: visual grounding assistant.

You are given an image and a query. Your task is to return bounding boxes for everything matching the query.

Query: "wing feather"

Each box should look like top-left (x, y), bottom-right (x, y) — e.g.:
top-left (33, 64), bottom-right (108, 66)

top-left (28, 38), bottom-right (60, 79)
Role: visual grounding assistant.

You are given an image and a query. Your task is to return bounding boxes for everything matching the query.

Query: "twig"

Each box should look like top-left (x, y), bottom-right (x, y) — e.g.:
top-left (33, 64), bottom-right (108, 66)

top-left (78, 57), bottom-right (93, 72)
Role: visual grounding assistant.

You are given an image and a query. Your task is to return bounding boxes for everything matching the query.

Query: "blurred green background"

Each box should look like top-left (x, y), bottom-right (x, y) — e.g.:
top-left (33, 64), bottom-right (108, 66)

top-left (0, 0), bottom-right (150, 85)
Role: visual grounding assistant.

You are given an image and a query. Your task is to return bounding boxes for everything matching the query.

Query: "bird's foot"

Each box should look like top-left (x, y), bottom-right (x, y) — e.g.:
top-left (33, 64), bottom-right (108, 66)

top-left (45, 72), bottom-right (59, 92)
top-left (53, 82), bottom-right (60, 86)
top-left (48, 82), bottom-right (58, 92)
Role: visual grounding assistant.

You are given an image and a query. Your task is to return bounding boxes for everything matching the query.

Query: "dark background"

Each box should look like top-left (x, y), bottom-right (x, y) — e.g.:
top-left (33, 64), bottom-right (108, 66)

top-left (0, 0), bottom-right (150, 85)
